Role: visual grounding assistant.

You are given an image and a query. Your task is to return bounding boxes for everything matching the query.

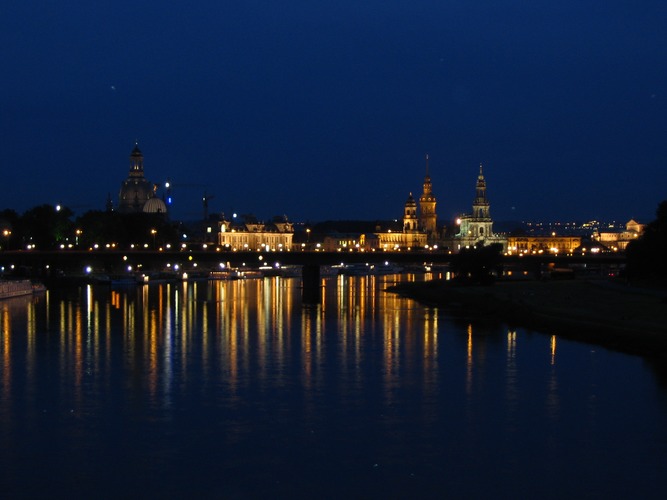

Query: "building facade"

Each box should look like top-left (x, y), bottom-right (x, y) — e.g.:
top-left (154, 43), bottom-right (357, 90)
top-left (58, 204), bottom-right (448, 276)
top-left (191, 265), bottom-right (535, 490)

top-left (218, 216), bottom-right (294, 251)
top-left (376, 192), bottom-right (428, 250)
top-left (593, 219), bottom-right (645, 251)
top-left (506, 236), bottom-right (582, 254)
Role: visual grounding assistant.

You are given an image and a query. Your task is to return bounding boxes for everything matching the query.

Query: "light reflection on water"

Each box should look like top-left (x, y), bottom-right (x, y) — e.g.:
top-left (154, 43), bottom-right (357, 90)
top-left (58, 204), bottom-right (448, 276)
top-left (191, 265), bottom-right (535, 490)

top-left (1, 274), bottom-right (667, 498)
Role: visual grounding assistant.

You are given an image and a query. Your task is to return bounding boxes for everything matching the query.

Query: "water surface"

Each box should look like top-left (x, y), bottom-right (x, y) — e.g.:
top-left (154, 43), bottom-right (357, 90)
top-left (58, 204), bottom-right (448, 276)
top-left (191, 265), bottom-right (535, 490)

top-left (1, 275), bottom-right (666, 498)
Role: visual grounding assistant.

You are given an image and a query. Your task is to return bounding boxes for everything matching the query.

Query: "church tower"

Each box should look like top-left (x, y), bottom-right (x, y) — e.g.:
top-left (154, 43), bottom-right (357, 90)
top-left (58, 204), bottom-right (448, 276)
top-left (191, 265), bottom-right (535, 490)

top-left (403, 193), bottom-right (418, 232)
top-left (472, 163), bottom-right (491, 220)
top-left (457, 164), bottom-right (494, 241)
top-left (419, 154), bottom-right (438, 239)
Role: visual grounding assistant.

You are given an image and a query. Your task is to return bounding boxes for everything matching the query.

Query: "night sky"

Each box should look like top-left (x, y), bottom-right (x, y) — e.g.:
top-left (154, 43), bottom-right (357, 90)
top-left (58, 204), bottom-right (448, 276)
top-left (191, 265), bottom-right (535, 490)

top-left (2, 1), bottom-right (667, 224)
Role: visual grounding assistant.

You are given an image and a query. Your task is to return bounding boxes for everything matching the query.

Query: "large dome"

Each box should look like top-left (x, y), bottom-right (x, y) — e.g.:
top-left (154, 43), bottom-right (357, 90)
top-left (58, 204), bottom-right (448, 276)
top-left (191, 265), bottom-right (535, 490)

top-left (118, 144), bottom-right (164, 214)
top-left (119, 178), bottom-right (154, 213)
top-left (143, 197), bottom-right (167, 214)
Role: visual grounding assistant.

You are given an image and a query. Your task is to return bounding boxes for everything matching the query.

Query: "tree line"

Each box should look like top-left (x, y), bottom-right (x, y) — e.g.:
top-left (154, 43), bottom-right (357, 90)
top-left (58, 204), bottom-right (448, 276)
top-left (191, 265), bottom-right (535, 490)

top-left (0, 205), bottom-right (186, 251)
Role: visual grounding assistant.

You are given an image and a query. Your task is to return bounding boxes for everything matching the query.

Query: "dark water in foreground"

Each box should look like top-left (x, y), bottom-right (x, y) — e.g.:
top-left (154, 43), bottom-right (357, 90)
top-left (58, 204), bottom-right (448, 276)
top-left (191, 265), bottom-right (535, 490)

top-left (1, 275), bottom-right (666, 498)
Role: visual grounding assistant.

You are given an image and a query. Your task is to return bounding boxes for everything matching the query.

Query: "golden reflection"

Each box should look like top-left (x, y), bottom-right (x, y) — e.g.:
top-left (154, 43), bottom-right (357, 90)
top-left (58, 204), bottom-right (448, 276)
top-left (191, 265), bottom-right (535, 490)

top-left (0, 272), bottom-right (444, 420)
top-left (301, 304), bottom-right (314, 387)
top-left (2, 309), bottom-right (11, 397)
top-left (505, 330), bottom-right (518, 411)
top-left (507, 330), bottom-right (517, 359)
top-left (550, 335), bottom-right (557, 365)
top-left (26, 300), bottom-right (36, 381)
top-left (147, 309), bottom-right (158, 399)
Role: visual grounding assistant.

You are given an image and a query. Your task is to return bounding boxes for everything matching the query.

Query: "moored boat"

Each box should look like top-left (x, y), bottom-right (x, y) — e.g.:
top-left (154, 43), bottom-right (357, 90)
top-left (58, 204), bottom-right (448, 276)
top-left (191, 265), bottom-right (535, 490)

top-left (0, 279), bottom-right (46, 300)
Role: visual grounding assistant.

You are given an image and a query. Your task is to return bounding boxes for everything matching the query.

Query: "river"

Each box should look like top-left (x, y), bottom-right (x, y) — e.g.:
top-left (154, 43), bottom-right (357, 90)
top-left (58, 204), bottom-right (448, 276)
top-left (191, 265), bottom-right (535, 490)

top-left (1, 274), bottom-right (666, 498)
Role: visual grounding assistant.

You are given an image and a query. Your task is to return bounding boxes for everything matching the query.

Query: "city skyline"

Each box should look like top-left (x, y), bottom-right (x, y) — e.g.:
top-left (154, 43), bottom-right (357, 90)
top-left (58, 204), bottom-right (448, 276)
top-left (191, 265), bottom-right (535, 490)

top-left (2, 2), bottom-right (666, 223)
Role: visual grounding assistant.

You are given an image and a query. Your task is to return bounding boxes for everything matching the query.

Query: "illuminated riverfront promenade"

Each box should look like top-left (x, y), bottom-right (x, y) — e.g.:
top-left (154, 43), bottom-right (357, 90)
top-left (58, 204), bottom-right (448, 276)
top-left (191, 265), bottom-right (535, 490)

top-left (0, 249), bottom-right (625, 276)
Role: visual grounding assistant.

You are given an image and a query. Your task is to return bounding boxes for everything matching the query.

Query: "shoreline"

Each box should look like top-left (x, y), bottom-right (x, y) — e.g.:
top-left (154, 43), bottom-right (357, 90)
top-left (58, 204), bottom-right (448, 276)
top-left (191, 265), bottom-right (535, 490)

top-left (388, 278), bottom-right (667, 360)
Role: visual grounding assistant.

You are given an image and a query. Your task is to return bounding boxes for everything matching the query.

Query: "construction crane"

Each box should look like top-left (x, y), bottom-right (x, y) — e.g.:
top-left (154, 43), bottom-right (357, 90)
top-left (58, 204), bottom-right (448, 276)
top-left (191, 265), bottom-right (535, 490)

top-left (165, 179), bottom-right (215, 221)
top-left (202, 192), bottom-right (215, 221)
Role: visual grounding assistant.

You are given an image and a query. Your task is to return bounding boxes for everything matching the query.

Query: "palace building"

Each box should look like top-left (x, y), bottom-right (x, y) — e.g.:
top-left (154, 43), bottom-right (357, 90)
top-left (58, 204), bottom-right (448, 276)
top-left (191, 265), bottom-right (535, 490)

top-left (593, 219), bottom-right (645, 251)
top-left (218, 215), bottom-right (294, 251)
top-left (506, 235), bottom-right (582, 255)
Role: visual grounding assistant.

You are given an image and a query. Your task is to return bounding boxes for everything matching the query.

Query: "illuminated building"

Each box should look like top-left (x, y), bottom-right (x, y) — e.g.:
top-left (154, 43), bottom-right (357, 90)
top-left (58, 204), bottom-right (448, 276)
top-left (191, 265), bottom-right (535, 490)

top-left (323, 233), bottom-right (378, 251)
top-left (506, 235), bottom-right (582, 254)
top-left (218, 215), bottom-right (294, 251)
top-left (118, 144), bottom-right (167, 215)
top-left (376, 193), bottom-right (428, 250)
top-left (450, 164), bottom-right (506, 251)
top-left (374, 155), bottom-right (436, 251)
top-left (593, 219), bottom-right (645, 251)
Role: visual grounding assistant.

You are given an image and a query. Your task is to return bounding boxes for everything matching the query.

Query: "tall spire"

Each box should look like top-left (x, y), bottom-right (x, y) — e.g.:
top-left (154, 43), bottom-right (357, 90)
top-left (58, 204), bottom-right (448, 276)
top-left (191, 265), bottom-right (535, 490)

top-left (473, 163), bottom-right (490, 219)
top-left (419, 154), bottom-right (437, 239)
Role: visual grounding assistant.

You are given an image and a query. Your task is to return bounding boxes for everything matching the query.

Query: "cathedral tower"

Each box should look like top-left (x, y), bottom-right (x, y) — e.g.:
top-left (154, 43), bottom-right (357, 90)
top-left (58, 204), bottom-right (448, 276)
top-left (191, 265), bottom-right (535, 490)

top-left (419, 154), bottom-right (438, 239)
top-left (457, 164), bottom-right (493, 241)
top-left (472, 163), bottom-right (491, 220)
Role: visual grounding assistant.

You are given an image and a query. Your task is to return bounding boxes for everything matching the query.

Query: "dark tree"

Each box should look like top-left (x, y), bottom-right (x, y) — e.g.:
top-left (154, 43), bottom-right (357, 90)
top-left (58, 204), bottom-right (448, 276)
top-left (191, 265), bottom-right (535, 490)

top-left (20, 204), bottom-right (74, 250)
top-left (626, 200), bottom-right (667, 284)
top-left (75, 210), bottom-right (128, 248)
top-left (75, 210), bottom-right (180, 248)
top-left (0, 209), bottom-right (19, 250)
top-left (450, 243), bottom-right (504, 285)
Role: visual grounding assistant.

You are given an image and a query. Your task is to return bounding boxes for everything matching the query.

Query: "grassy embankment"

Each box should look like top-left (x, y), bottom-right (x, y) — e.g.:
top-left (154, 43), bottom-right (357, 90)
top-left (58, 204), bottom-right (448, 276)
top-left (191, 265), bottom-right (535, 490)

top-left (388, 278), bottom-right (667, 360)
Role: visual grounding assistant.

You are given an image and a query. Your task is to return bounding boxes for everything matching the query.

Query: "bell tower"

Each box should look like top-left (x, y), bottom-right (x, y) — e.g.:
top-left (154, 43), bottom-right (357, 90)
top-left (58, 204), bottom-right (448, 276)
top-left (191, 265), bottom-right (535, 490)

top-left (458, 163), bottom-right (493, 240)
top-left (419, 154), bottom-right (438, 239)
top-left (403, 193), bottom-right (418, 232)
top-left (472, 163), bottom-right (490, 220)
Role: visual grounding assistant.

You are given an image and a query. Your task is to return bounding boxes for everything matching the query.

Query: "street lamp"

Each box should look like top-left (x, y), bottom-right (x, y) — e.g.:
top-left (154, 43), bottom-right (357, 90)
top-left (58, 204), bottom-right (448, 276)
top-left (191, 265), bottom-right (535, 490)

top-left (151, 229), bottom-right (157, 249)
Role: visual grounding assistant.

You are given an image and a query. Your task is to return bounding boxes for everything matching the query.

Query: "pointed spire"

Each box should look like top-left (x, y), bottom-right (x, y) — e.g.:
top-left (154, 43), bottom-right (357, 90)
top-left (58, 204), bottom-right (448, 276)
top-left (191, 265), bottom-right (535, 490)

top-left (479, 163), bottom-right (484, 177)
top-left (425, 153), bottom-right (430, 176)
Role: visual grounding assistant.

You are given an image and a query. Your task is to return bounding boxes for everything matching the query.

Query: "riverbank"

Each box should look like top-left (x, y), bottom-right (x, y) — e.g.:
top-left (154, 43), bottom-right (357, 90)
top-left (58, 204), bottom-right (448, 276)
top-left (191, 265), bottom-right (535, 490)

top-left (388, 278), bottom-right (667, 360)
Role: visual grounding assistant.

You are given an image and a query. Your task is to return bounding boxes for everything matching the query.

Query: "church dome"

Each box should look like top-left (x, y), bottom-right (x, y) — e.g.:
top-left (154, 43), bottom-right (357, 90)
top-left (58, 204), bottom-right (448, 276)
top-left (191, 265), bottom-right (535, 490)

top-left (118, 143), bottom-right (158, 214)
top-left (143, 197), bottom-right (167, 214)
top-left (119, 178), bottom-right (154, 213)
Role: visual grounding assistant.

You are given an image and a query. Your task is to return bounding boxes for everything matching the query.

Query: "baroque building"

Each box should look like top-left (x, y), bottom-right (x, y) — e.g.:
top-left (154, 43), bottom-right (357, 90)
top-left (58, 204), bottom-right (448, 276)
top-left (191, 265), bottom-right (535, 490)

top-left (376, 192), bottom-right (428, 250)
top-left (118, 144), bottom-right (167, 215)
top-left (218, 215), bottom-right (294, 251)
top-left (506, 235), bottom-right (582, 255)
top-left (593, 219), bottom-right (645, 251)
top-left (375, 155), bottom-right (436, 250)
top-left (450, 164), bottom-right (506, 251)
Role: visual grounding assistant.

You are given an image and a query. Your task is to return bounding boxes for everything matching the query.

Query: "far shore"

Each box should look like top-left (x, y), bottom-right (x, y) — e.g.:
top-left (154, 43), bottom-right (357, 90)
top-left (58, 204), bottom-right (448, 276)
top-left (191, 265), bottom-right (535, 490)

top-left (387, 277), bottom-right (667, 360)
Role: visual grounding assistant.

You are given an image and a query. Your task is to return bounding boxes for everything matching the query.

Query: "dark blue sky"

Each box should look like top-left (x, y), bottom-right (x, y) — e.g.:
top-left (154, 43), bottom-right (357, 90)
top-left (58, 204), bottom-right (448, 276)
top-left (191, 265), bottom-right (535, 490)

top-left (2, 1), bottom-right (667, 223)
